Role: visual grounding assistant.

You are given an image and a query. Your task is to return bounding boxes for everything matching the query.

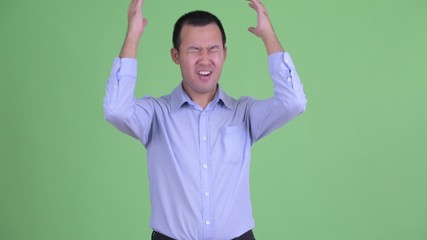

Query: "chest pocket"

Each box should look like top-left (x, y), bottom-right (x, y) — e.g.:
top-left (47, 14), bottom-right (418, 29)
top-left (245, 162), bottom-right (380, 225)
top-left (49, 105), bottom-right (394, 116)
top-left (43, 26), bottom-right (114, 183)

top-left (221, 124), bottom-right (247, 164)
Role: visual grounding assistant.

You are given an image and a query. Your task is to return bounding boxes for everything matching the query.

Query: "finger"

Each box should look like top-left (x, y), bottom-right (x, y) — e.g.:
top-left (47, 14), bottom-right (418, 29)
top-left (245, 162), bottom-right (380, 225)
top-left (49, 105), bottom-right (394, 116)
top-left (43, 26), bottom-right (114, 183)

top-left (246, 0), bottom-right (257, 9)
top-left (130, 0), bottom-right (137, 8)
top-left (250, 1), bottom-right (268, 16)
top-left (248, 1), bottom-right (265, 14)
top-left (248, 2), bottom-right (256, 10)
top-left (137, 0), bottom-right (144, 8)
top-left (129, 0), bottom-right (137, 12)
top-left (246, 0), bottom-right (262, 6)
top-left (248, 27), bottom-right (256, 34)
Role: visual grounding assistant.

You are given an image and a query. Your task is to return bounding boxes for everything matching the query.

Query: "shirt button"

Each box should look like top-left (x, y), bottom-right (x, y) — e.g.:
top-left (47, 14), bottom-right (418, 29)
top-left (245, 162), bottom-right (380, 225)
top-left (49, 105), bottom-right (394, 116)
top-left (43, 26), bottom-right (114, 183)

top-left (203, 164), bottom-right (208, 169)
top-left (287, 77), bottom-right (292, 82)
top-left (202, 136), bottom-right (207, 141)
top-left (205, 192), bottom-right (210, 197)
top-left (205, 220), bottom-right (211, 225)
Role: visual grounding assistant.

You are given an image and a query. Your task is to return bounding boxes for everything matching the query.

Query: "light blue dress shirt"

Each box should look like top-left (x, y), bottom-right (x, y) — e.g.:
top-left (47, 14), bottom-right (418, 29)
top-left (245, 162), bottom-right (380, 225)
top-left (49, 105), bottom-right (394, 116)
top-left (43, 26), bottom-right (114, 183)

top-left (104, 52), bottom-right (306, 240)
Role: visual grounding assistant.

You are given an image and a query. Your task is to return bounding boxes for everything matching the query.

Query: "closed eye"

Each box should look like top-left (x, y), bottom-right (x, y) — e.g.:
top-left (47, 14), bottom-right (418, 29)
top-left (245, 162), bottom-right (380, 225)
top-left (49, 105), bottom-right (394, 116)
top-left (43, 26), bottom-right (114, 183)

top-left (187, 46), bottom-right (201, 53)
top-left (208, 46), bottom-right (220, 52)
top-left (186, 45), bottom-right (221, 53)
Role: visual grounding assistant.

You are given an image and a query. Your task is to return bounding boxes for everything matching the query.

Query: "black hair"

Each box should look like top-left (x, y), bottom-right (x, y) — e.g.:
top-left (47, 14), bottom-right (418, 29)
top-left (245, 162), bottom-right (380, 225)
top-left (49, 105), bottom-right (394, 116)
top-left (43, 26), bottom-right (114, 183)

top-left (172, 10), bottom-right (226, 50)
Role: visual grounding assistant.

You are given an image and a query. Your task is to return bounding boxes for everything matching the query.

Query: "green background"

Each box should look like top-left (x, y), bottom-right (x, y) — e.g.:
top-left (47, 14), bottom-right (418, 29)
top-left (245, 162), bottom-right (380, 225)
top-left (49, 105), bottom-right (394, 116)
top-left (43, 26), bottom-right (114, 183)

top-left (1, 0), bottom-right (426, 239)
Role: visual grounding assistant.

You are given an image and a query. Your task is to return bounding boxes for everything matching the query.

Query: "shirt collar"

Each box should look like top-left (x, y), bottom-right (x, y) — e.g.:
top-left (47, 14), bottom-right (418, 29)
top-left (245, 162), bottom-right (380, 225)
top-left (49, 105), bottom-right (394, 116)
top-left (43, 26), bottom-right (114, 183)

top-left (170, 83), bottom-right (235, 112)
top-left (217, 87), bottom-right (235, 110)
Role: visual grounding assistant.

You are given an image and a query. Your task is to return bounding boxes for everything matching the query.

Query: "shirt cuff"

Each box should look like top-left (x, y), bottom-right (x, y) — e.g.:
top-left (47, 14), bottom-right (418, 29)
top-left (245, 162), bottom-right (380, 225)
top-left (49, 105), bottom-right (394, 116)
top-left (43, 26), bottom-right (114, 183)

top-left (117, 57), bottom-right (138, 78)
top-left (268, 52), bottom-right (295, 75)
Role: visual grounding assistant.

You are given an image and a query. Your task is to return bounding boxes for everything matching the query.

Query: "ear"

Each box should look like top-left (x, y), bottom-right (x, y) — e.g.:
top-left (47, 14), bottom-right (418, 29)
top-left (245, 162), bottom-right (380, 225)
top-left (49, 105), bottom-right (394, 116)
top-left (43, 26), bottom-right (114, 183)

top-left (171, 48), bottom-right (180, 64)
top-left (223, 46), bottom-right (227, 61)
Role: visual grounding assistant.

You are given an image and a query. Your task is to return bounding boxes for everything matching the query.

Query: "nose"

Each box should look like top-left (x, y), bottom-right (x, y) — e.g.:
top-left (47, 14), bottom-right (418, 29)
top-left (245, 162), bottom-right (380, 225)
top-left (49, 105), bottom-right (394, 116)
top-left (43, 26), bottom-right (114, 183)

top-left (197, 48), bottom-right (211, 64)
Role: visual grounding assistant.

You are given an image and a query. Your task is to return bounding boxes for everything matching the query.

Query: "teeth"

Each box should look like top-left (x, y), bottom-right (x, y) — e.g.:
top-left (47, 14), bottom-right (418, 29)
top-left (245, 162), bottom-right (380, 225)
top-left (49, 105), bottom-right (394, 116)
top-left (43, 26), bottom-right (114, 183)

top-left (198, 71), bottom-right (211, 76)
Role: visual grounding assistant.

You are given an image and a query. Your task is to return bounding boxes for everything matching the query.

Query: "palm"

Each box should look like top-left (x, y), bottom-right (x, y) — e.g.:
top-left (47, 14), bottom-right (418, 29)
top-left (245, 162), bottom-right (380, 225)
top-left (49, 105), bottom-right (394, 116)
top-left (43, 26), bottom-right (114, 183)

top-left (247, 0), bottom-right (273, 38)
top-left (127, 0), bottom-right (148, 37)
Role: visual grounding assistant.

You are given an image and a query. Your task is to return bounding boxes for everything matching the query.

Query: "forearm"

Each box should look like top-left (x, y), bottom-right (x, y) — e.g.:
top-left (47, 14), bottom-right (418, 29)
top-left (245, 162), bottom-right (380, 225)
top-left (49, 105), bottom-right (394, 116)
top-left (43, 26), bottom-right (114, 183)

top-left (269, 52), bottom-right (306, 114)
top-left (119, 33), bottom-right (141, 59)
top-left (104, 58), bottom-right (138, 115)
top-left (249, 52), bottom-right (306, 141)
top-left (261, 31), bottom-right (284, 55)
top-left (103, 58), bottom-right (143, 139)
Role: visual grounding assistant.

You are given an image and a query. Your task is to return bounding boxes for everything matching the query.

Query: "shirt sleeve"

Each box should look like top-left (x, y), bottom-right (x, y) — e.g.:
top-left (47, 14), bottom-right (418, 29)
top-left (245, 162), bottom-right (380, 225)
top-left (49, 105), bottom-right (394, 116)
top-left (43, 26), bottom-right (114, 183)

top-left (103, 57), bottom-right (153, 143)
top-left (249, 52), bottom-right (307, 143)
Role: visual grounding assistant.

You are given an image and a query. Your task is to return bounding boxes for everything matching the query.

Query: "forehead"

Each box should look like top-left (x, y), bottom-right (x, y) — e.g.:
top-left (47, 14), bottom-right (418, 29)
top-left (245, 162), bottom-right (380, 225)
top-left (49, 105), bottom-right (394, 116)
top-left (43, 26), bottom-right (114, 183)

top-left (180, 23), bottom-right (223, 46)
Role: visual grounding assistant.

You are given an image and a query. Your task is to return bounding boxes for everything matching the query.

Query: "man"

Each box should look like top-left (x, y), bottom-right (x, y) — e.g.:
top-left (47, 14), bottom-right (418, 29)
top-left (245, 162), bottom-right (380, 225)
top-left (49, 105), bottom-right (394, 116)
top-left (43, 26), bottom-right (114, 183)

top-left (104, 0), bottom-right (307, 239)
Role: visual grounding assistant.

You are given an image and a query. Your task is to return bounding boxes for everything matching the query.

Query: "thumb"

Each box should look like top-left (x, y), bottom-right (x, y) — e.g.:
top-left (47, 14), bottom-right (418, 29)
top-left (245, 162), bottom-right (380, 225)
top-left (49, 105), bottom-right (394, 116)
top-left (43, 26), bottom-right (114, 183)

top-left (248, 27), bottom-right (257, 36)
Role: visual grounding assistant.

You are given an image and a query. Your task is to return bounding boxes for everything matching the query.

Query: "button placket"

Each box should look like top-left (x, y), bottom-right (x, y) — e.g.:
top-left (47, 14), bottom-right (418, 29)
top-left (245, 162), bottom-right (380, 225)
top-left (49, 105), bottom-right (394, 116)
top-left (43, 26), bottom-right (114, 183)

top-left (199, 110), bottom-right (213, 239)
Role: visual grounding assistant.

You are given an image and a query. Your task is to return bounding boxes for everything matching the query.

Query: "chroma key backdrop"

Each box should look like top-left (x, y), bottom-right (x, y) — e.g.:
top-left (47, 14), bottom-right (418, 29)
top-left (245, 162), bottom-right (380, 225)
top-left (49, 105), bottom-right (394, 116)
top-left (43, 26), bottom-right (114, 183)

top-left (1, 0), bottom-right (426, 239)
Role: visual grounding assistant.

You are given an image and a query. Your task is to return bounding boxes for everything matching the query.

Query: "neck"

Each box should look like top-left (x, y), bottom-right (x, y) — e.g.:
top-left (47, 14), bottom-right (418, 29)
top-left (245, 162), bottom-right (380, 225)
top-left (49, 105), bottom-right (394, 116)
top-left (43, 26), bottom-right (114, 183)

top-left (182, 84), bottom-right (217, 109)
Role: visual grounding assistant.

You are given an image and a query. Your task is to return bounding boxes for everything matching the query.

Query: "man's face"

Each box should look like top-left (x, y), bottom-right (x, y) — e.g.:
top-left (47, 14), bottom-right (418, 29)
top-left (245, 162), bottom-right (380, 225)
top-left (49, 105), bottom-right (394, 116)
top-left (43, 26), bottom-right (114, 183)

top-left (171, 23), bottom-right (227, 100)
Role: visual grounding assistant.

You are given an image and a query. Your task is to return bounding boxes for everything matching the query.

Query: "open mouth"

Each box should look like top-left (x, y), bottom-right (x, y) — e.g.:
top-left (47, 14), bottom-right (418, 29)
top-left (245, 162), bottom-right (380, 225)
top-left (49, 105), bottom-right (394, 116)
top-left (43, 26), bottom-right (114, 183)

top-left (198, 70), bottom-right (212, 77)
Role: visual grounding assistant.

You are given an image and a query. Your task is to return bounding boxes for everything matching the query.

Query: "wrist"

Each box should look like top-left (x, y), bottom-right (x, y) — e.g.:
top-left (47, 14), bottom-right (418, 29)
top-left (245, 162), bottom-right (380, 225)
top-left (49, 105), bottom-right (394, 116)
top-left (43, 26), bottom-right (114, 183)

top-left (260, 29), bottom-right (277, 43)
top-left (262, 33), bottom-right (284, 55)
top-left (119, 35), bottom-right (141, 59)
top-left (125, 30), bottom-right (142, 43)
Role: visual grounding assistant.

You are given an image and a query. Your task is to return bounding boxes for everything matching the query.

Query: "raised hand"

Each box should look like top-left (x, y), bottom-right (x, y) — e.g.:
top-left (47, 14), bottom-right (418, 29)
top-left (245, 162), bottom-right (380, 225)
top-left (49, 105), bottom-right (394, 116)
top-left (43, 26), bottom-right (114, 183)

top-left (246, 0), bottom-right (284, 54)
top-left (127, 0), bottom-right (148, 38)
top-left (120, 0), bottom-right (148, 58)
top-left (247, 0), bottom-right (273, 39)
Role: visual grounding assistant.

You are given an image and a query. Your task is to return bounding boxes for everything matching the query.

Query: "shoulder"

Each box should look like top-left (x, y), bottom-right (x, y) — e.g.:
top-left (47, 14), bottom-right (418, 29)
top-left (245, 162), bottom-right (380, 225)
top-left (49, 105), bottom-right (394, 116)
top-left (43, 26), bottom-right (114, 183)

top-left (232, 96), bottom-right (257, 111)
top-left (135, 94), bottom-right (172, 109)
